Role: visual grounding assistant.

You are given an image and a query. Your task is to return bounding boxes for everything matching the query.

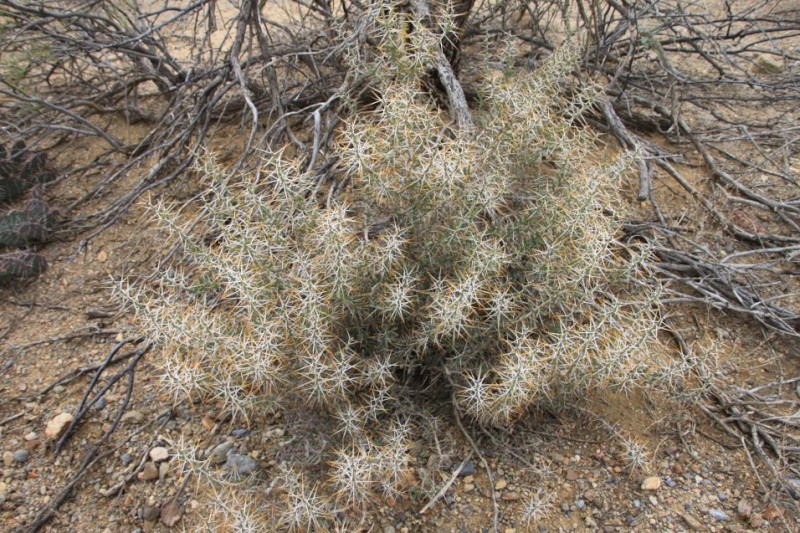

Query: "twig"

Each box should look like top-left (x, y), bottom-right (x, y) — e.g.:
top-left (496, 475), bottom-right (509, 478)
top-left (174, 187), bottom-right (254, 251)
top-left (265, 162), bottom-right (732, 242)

top-left (419, 451), bottom-right (473, 514)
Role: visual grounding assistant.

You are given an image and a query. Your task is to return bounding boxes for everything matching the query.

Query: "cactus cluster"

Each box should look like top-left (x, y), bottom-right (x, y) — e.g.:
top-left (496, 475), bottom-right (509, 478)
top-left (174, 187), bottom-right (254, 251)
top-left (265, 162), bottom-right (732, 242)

top-left (0, 141), bottom-right (55, 286)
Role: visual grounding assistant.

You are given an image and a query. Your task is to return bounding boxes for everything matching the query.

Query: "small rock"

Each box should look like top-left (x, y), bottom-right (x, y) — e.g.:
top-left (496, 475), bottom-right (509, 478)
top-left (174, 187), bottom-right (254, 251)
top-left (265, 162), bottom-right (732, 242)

top-left (501, 492), bottom-right (520, 501)
top-left (708, 509), bottom-right (728, 521)
top-left (494, 479), bottom-right (507, 490)
top-left (45, 413), bottom-right (74, 439)
top-left (226, 453), bottom-right (258, 477)
top-left (141, 505), bottom-right (160, 521)
top-left (160, 500), bottom-right (184, 527)
top-left (737, 500), bottom-right (752, 518)
top-left (121, 410), bottom-right (144, 425)
top-left (12, 450), bottom-right (28, 463)
top-left (120, 453), bottom-right (133, 465)
top-left (575, 499), bottom-right (585, 510)
top-left (640, 476), bottom-right (661, 490)
top-left (24, 432), bottom-right (38, 441)
top-left (208, 442), bottom-right (234, 464)
top-left (457, 460), bottom-right (476, 477)
top-left (384, 527), bottom-right (396, 533)
top-left (463, 483), bottom-right (475, 492)
top-left (755, 54), bottom-right (785, 74)
top-left (149, 447), bottom-right (169, 462)
top-left (95, 397), bottom-right (107, 410)
top-left (664, 476), bottom-right (676, 488)
top-left (137, 462), bottom-right (159, 481)
top-left (565, 470), bottom-right (578, 481)
top-left (3, 451), bottom-right (13, 467)
top-left (230, 428), bottom-right (250, 438)
top-left (679, 512), bottom-right (705, 531)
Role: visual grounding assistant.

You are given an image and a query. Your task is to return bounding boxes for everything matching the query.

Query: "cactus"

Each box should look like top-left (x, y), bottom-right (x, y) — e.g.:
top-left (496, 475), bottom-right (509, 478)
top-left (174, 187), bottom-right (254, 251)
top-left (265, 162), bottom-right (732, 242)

top-left (0, 142), bottom-right (55, 204)
top-left (0, 197), bottom-right (56, 247)
top-left (0, 251), bottom-right (47, 285)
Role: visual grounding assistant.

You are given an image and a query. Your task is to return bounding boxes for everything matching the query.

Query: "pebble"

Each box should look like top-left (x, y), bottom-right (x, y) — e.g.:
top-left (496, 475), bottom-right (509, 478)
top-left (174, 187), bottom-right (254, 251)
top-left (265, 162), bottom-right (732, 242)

top-left (44, 413), bottom-right (74, 438)
top-left (230, 428), bottom-right (250, 438)
top-left (121, 410), bottom-right (144, 425)
top-left (141, 505), bottom-right (160, 521)
top-left (120, 453), bottom-right (133, 465)
top-left (737, 500), bottom-right (752, 517)
top-left (208, 442), bottom-right (234, 464)
top-left (501, 492), bottom-right (520, 501)
top-left (494, 479), bottom-right (507, 490)
top-left (149, 447), bottom-right (169, 462)
top-left (458, 460), bottom-right (476, 477)
top-left (12, 450), bottom-right (29, 463)
top-left (3, 451), bottom-right (13, 467)
top-left (641, 476), bottom-right (661, 490)
top-left (565, 469), bottom-right (578, 481)
top-left (575, 499), bottom-right (585, 510)
top-left (664, 476), bottom-right (676, 488)
top-left (95, 397), bottom-right (107, 410)
top-left (137, 462), bottom-right (159, 481)
top-left (226, 453), bottom-right (258, 477)
top-left (24, 432), bottom-right (37, 441)
top-left (679, 513), bottom-right (704, 531)
top-left (708, 508), bottom-right (728, 521)
top-left (463, 483), bottom-right (475, 492)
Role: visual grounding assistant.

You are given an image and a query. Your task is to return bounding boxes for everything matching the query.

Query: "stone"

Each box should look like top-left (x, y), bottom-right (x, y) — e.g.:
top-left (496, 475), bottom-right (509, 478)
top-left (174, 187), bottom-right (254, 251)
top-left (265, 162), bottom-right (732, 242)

top-left (137, 462), bottom-right (159, 481)
top-left (161, 500), bottom-right (184, 527)
top-left (141, 505), bottom-right (160, 521)
top-left (120, 453), bottom-right (133, 465)
top-left (121, 410), bottom-right (144, 425)
top-left (45, 413), bottom-right (73, 439)
top-left (566, 470), bottom-right (578, 481)
top-left (149, 447), bottom-right (169, 462)
top-left (24, 432), bottom-right (37, 441)
top-left (226, 453), bottom-right (258, 477)
top-left (708, 509), bottom-right (728, 521)
top-left (457, 460), bottom-right (476, 477)
top-left (737, 500), bottom-right (752, 518)
top-left (494, 479), bottom-right (507, 490)
top-left (755, 54), bottom-right (785, 74)
top-left (679, 513), bottom-right (704, 531)
top-left (208, 442), bottom-right (234, 464)
top-left (159, 462), bottom-right (170, 480)
top-left (640, 476), bottom-right (661, 490)
top-left (463, 483), bottom-right (475, 492)
top-left (501, 491), bottom-right (520, 501)
top-left (12, 450), bottom-right (28, 463)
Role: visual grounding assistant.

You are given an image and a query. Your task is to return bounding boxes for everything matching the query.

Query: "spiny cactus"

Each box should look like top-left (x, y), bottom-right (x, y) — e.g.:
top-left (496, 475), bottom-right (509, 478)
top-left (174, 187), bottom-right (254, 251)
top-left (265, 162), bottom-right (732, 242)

top-left (121, 16), bottom-right (682, 525)
top-left (0, 196), bottom-right (56, 247)
top-left (0, 141), bottom-right (55, 204)
top-left (0, 251), bottom-right (46, 285)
